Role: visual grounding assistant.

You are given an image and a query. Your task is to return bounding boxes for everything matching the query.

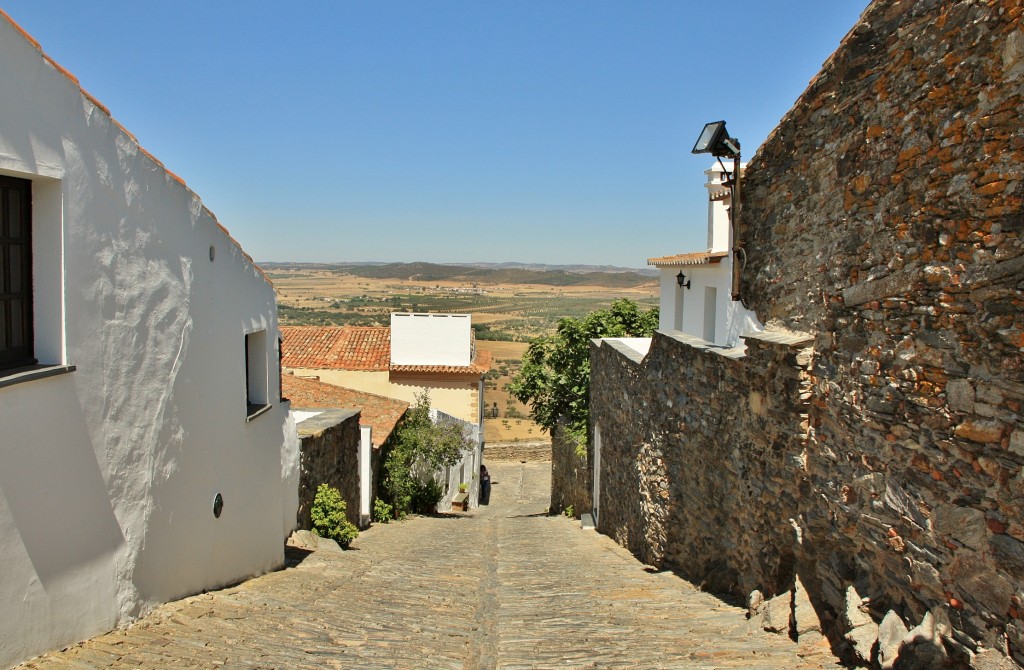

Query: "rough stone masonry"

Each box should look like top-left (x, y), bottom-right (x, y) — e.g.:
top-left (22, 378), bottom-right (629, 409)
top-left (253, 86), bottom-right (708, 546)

top-left (586, 0), bottom-right (1023, 668)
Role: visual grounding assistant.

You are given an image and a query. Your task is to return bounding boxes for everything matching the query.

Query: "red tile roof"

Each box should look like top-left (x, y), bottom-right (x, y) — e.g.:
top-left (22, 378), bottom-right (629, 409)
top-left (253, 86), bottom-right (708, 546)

top-left (390, 349), bottom-right (492, 376)
top-left (647, 251), bottom-right (728, 267)
top-left (281, 325), bottom-right (491, 376)
top-left (281, 326), bottom-right (391, 370)
top-left (0, 10), bottom-right (271, 288)
top-left (283, 375), bottom-right (408, 447)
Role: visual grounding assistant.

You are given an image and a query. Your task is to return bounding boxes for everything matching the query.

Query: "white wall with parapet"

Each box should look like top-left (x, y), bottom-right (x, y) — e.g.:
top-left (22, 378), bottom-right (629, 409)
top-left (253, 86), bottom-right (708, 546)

top-left (656, 162), bottom-right (761, 346)
top-left (432, 409), bottom-right (482, 510)
top-left (657, 265), bottom-right (761, 346)
top-left (391, 313), bottom-right (473, 366)
top-left (0, 18), bottom-right (299, 668)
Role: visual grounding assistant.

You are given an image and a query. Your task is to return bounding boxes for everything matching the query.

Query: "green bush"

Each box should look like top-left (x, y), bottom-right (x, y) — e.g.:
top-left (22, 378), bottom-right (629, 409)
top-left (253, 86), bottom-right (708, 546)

top-left (373, 498), bottom-right (393, 524)
top-left (380, 392), bottom-right (470, 518)
top-left (411, 477), bottom-right (444, 514)
top-left (311, 483), bottom-right (359, 548)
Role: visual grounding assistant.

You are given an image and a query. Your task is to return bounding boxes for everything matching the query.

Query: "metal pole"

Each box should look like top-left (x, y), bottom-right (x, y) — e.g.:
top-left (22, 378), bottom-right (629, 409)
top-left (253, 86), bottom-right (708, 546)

top-left (730, 151), bottom-right (742, 302)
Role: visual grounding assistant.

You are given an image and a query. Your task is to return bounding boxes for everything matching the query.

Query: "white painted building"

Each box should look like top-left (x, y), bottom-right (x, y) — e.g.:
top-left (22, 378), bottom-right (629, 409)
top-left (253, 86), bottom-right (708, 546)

top-left (281, 314), bottom-right (489, 510)
top-left (649, 163), bottom-right (761, 347)
top-left (0, 15), bottom-right (299, 668)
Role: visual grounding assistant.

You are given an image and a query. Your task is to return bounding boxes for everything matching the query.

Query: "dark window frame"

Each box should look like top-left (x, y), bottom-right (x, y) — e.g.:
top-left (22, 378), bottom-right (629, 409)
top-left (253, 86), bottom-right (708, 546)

top-left (245, 329), bottom-right (271, 420)
top-left (0, 175), bottom-right (34, 372)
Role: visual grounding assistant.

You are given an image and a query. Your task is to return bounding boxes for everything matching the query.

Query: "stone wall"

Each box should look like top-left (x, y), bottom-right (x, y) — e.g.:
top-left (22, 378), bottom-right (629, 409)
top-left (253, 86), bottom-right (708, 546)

top-left (485, 440), bottom-right (553, 463)
top-left (591, 332), bottom-right (812, 593)
top-left (742, 0), bottom-right (1023, 664)
top-left (548, 429), bottom-right (590, 517)
top-left (296, 409), bottom-right (364, 529)
top-left (587, 0), bottom-right (1024, 666)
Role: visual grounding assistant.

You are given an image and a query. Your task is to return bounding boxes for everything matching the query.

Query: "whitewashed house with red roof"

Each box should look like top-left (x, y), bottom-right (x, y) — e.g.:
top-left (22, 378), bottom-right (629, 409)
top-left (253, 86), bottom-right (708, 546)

top-left (281, 313), bottom-right (490, 509)
top-left (0, 12), bottom-right (299, 667)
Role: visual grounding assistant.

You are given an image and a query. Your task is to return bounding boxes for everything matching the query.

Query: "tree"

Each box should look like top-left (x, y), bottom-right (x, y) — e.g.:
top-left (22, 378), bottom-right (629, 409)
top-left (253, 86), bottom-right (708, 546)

top-left (380, 392), bottom-right (471, 517)
top-left (509, 299), bottom-right (658, 439)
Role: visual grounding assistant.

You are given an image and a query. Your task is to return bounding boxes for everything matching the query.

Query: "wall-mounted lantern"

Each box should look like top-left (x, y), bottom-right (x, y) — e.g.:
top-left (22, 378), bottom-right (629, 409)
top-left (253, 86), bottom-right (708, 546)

top-left (692, 120), bottom-right (743, 302)
top-left (676, 271), bottom-right (691, 289)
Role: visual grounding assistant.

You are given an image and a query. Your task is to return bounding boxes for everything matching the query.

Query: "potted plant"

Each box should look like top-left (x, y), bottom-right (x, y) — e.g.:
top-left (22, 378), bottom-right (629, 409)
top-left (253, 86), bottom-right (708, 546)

top-left (452, 482), bottom-right (470, 512)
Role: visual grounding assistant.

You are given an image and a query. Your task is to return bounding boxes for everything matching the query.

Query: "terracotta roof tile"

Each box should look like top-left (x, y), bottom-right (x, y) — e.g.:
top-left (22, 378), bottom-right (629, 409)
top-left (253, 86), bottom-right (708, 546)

top-left (390, 349), bottom-right (492, 376)
top-left (281, 326), bottom-right (391, 370)
top-left (647, 251), bottom-right (728, 267)
top-left (282, 325), bottom-right (491, 376)
top-left (0, 10), bottom-right (272, 288)
top-left (283, 375), bottom-right (408, 447)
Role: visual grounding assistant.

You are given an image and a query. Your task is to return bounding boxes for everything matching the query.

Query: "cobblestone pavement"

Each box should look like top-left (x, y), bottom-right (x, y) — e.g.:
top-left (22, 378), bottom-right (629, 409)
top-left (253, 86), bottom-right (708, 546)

top-left (18, 462), bottom-right (842, 669)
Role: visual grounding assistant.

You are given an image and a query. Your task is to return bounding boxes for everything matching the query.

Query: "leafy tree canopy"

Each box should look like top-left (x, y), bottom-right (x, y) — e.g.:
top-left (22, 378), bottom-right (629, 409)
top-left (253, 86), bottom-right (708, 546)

top-left (508, 299), bottom-right (658, 439)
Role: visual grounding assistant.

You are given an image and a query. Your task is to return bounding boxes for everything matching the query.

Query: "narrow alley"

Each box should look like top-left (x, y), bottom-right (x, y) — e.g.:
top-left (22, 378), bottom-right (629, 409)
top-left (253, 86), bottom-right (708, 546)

top-left (17, 462), bottom-right (841, 670)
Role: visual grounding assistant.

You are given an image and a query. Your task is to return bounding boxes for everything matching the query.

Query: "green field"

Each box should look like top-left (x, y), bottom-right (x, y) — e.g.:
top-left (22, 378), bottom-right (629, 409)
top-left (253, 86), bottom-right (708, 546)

top-left (278, 292), bottom-right (658, 341)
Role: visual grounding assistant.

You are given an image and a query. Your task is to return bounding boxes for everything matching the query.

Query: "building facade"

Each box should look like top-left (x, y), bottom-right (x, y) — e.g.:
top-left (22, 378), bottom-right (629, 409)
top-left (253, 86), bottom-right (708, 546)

top-left (281, 314), bottom-right (489, 509)
top-left (0, 13), bottom-right (299, 667)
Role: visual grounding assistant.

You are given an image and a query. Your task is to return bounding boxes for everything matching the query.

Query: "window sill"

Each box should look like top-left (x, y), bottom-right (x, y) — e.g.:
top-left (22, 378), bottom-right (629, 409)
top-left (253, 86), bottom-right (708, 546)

top-left (0, 363), bottom-right (76, 390)
top-left (246, 403), bottom-right (272, 422)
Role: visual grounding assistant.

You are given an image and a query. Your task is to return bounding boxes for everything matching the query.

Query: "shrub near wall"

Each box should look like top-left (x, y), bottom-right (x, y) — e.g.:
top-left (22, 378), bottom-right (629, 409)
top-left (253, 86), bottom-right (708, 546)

top-left (296, 410), bottom-right (363, 529)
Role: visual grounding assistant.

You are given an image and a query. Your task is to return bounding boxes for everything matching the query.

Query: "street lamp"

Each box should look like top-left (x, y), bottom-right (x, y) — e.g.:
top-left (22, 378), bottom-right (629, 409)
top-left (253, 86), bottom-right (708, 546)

top-left (691, 121), bottom-right (740, 159)
top-left (692, 120), bottom-right (743, 302)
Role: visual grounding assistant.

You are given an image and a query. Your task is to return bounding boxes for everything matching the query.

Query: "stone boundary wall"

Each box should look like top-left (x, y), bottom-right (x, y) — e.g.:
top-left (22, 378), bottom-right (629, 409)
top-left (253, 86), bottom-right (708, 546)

top-left (591, 330), bottom-right (813, 592)
top-left (548, 429), bottom-right (590, 517)
top-left (485, 440), bottom-right (553, 463)
top-left (296, 409), bottom-right (364, 529)
top-left (588, 0), bottom-right (1024, 666)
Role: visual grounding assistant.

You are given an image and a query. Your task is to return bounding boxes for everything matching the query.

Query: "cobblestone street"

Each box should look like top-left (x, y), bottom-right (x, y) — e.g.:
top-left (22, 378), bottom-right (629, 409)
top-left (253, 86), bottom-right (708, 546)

top-left (17, 462), bottom-right (841, 669)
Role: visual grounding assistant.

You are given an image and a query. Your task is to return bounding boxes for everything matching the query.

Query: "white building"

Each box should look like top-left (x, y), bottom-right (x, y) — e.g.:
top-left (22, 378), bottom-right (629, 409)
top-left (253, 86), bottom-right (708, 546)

top-left (0, 14), bottom-right (299, 668)
top-left (281, 314), bottom-right (489, 510)
top-left (648, 162), bottom-right (761, 347)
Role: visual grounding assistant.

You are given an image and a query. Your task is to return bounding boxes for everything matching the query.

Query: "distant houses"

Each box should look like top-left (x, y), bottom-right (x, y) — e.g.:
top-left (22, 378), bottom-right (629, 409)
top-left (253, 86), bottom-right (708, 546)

top-left (281, 313), bottom-right (491, 508)
top-left (0, 12), bottom-right (298, 668)
top-left (283, 374), bottom-right (409, 528)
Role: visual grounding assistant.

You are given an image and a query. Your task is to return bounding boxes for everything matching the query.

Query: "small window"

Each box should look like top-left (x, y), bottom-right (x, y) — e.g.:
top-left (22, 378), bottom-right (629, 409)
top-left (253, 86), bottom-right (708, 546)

top-left (245, 329), bottom-right (270, 419)
top-left (0, 176), bottom-right (34, 371)
top-left (278, 336), bottom-right (286, 402)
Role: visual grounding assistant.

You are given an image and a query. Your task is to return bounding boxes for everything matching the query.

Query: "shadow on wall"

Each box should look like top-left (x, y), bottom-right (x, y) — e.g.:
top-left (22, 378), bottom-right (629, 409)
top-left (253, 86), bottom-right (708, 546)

top-left (0, 380), bottom-right (125, 590)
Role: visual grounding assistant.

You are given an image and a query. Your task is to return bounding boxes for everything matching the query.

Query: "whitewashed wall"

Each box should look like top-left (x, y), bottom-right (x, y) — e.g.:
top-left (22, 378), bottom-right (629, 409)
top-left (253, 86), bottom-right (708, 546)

top-left (657, 265), bottom-right (760, 346)
top-left (433, 409), bottom-right (482, 510)
top-left (390, 313), bottom-right (473, 366)
top-left (0, 17), bottom-right (299, 668)
top-left (655, 162), bottom-right (760, 346)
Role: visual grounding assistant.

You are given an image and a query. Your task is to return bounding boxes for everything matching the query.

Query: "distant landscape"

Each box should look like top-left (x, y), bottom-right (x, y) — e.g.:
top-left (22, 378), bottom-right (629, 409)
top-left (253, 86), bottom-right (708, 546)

top-left (267, 261), bottom-right (660, 444)
top-left (266, 261), bottom-right (659, 342)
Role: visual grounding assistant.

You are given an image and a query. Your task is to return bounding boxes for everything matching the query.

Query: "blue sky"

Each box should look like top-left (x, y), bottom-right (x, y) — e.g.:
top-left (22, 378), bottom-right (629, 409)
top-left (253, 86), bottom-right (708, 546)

top-left (5, 2), bottom-right (868, 269)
